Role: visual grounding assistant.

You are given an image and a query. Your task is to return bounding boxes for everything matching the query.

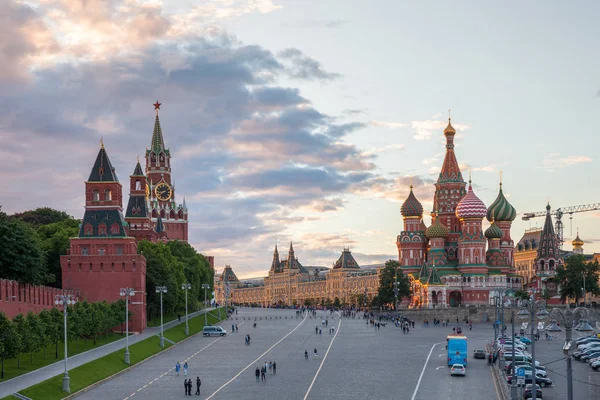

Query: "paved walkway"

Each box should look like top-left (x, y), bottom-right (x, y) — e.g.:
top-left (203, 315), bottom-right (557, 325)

top-left (0, 308), bottom-right (217, 398)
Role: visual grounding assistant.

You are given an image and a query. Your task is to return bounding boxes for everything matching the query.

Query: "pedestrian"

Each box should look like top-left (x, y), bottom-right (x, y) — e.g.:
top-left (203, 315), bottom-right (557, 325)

top-left (261, 365), bottom-right (267, 381)
top-left (176, 361), bottom-right (181, 376)
top-left (255, 366), bottom-right (260, 382)
top-left (178, 314), bottom-right (181, 322)
top-left (273, 361), bottom-right (277, 375)
top-left (268, 361), bottom-right (273, 373)
top-left (184, 362), bottom-right (189, 377)
top-left (184, 378), bottom-right (188, 395)
top-left (319, 328), bottom-right (322, 335)
top-left (195, 376), bottom-right (201, 395)
top-left (315, 325), bottom-right (318, 334)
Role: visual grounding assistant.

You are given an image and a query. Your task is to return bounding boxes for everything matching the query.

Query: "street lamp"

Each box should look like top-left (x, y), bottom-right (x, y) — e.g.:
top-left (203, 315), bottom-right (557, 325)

top-left (549, 305), bottom-right (592, 400)
top-left (54, 294), bottom-right (76, 393)
top-left (393, 267), bottom-right (399, 311)
top-left (155, 286), bottom-right (167, 347)
top-left (120, 288), bottom-right (135, 365)
top-left (517, 297), bottom-right (549, 400)
top-left (181, 283), bottom-right (191, 335)
top-left (202, 284), bottom-right (210, 327)
top-left (492, 289), bottom-right (506, 369)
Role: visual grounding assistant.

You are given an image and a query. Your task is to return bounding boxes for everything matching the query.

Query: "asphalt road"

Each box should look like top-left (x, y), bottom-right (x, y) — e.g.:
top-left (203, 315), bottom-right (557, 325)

top-left (75, 308), bottom-right (498, 400)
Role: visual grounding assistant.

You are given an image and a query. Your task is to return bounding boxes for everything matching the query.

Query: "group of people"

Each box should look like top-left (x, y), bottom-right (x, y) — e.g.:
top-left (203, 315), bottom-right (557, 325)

top-left (175, 361), bottom-right (189, 376)
top-left (183, 377), bottom-right (202, 396)
top-left (255, 361), bottom-right (277, 382)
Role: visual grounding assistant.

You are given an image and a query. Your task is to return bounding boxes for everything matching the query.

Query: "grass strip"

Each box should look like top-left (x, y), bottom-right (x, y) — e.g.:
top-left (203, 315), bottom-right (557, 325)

top-left (0, 333), bottom-right (126, 382)
top-left (19, 309), bottom-right (225, 400)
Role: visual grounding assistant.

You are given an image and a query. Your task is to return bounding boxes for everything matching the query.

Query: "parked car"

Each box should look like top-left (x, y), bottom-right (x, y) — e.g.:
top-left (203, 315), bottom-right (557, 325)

top-left (450, 364), bottom-right (466, 377)
top-left (473, 349), bottom-right (486, 359)
top-left (512, 364), bottom-right (548, 377)
top-left (506, 360), bottom-right (543, 373)
top-left (516, 335), bottom-right (532, 344)
top-left (581, 352), bottom-right (600, 362)
top-left (590, 360), bottom-right (600, 370)
top-left (506, 375), bottom-right (553, 388)
top-left (523, 384), bottom-right (543, 399)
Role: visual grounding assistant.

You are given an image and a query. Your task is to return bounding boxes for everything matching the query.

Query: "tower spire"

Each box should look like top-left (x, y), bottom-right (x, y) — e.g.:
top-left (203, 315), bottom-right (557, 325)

top-left (151, 101), bottom-right (165, 153)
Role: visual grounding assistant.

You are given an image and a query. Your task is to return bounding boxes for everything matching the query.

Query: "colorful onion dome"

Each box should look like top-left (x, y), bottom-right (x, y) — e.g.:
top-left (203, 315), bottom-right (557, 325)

top-left (456, 180), bottom-right (487, 220)
top-left (400, 185), bottom-right (423, 217)
top-left (572, 232), bottom-right (584, 247)
top-left (426, 216), bottom-right (449, 239)
top-left (484, 221), bottom-right (503, 239)
top-left (486, 183), bottom-right (516, 222)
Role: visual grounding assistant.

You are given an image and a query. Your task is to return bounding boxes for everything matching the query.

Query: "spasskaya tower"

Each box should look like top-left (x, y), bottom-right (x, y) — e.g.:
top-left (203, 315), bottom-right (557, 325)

top-left (145, 102), bottom-right (189, 241)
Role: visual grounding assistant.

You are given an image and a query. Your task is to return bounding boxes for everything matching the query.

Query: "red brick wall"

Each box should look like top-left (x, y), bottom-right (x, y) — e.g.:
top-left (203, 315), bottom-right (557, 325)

top-left (0, 280), bottom-right (74, 320)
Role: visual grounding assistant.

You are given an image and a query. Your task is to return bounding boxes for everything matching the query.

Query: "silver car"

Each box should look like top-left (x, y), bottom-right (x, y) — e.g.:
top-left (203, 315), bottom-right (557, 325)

top-left (450, 364), bottom-right (466, 376)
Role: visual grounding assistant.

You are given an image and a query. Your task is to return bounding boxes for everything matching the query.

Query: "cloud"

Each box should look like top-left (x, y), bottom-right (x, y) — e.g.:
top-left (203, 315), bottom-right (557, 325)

top-left (542, 153), bottom-right (592, 169)
top-left (342, 109), bottom-right (368, 116)
top-left (282, 20), bottom-right (350, 29)
top-left (410, 118), bottom-right (471, 141)
top-left (278, 48), bottom-right (341, 81)
top-left (362, 144), bottom-right (405, 156)
top-left (369, 120), bottom-right (408, 129)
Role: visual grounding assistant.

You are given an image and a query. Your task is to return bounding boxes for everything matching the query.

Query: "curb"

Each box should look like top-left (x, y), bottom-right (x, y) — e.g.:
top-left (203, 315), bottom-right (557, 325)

top-left (62, 314), bottom-right (224, 400)
top-left (491, 365), bottom-right (510, 400)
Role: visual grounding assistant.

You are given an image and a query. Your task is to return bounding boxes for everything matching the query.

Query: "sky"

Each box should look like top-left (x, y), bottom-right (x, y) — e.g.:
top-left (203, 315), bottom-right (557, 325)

top-left (1, 0), bottom-right (599, 279)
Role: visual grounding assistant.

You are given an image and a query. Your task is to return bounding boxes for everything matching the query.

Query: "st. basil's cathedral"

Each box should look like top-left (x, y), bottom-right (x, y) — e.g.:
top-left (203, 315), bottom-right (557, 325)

top-left (397, 118), bottom-right (522, 307)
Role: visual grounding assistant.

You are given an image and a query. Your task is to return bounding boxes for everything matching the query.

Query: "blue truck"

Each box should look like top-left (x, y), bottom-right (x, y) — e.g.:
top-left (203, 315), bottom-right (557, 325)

top-left (447, 334), bottom-right (468, 367)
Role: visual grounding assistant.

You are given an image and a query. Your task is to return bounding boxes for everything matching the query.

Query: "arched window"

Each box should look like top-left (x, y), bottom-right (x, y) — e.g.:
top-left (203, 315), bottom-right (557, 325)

top-left (105, 189), bottom-right (112, 201)
top-left (98, 223), bottom-right (107, 235)
top-left (93, 190), bottom-right (100, 202)
top-left (84, 223), bottom-right (93, 236)
top-left (549, 260), bottom-right (555, 269)
top-left (135, 180), bottom-right (141, 190)
top-left (110, 223), bottom-right (120, 235)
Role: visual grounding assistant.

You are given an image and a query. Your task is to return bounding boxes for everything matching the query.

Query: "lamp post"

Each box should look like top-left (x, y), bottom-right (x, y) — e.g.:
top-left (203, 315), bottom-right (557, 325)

top-left (517, 297), bottom-right (549, 400)
top-left (582, 272), bottom-right (586, 308)
top-left (549, 305), bottom-right (593, 400)
top-left (202, 284), bottom-right (210, 327)
top-left (54, 294), bottom-right (76, 393)
top-left (510, 311), bottom-right (517, 400)
top-left (119, 288), bottom-right (135, 365)
top-left (181, 283), bottom-right (191, 335)
top-left (155, 286), bottom-right (167, 347)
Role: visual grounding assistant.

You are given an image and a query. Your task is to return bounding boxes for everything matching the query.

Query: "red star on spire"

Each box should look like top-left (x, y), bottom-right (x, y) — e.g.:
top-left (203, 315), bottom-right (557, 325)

top-left (153, 101), bottom-right (161, 111)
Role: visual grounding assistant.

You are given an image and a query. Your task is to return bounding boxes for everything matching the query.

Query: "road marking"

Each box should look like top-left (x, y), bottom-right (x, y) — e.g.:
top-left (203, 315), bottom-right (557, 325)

top-left (435, 366), bottom-right (444, 370)
top-left (120, 321), bottom-right (246, 400)
top-left (410, 341), bottom-right (443, 400)
top-left (205, 313), bottom-right (308, 399)
top-left (491, 365), bottom-right (501, 400)
top-left (303, 317), bottom-right (342, 400)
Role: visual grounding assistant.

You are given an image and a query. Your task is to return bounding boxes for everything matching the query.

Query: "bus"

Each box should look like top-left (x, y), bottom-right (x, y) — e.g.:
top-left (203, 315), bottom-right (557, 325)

top-left (447, 334), bottom-right (468, 367)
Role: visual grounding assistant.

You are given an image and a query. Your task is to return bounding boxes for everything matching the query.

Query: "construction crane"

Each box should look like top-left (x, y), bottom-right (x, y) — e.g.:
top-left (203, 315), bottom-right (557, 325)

top-left (521, 203), bottom-right (600, 249)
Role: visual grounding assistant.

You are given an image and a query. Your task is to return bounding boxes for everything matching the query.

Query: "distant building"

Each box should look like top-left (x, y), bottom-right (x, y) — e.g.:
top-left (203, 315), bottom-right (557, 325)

top-left (214, 245), bottom-right (380, 307)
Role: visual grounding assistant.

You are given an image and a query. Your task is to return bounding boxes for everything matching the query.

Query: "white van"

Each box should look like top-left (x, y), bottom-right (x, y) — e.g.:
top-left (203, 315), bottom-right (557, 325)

top-left (202, 326), bottom-right (227, 337)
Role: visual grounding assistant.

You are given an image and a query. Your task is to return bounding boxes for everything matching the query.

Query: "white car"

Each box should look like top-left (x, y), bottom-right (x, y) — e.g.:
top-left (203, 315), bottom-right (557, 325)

top-left (450, 364), bottom-right (466, 376)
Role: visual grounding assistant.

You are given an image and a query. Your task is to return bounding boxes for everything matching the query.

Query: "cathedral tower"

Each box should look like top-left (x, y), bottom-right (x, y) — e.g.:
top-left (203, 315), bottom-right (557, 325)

top-left (125, 160), bottom-right (158, 242)
top-left (398, 183), bottom-right (427, 274)
top-left (455, 177), bottom-right (488, 274)
top-left (145, 102), bottom-right (189, 242)
top-left (486, 177), bottom-right (517, 269)
top-left (535, 203), bottom-right (561, 277)
top-left (432, 119), bottom-right (467, 262)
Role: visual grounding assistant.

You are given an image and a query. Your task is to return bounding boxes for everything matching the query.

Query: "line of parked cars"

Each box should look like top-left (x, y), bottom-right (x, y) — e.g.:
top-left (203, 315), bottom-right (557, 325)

top-left (573, 335), bottom-right (600, 370)
top-left (498, 336), bottom-right (552, 399)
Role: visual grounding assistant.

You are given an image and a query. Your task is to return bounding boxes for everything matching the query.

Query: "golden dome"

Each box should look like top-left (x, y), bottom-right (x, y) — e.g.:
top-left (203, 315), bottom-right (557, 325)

top-left (572, 231), bottom-right (584, 247)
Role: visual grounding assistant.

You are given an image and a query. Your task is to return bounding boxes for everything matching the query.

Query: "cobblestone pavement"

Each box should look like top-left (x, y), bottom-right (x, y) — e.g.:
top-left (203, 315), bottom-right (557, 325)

top-left (76, 309), bottom-right (499, 400)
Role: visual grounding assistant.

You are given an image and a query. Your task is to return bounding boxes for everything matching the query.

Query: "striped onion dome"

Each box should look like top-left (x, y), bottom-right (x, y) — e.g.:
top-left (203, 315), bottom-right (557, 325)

top-left (484, 220), bottom-right (503, 239)
top-left (486, 183), bottom-right (516, 222)
top-left (426, 216), bottom-right (449, 239)
top-left (400, 185), bottom-right (423, 218)
top-left (456, 181), bottom-right (487, 220)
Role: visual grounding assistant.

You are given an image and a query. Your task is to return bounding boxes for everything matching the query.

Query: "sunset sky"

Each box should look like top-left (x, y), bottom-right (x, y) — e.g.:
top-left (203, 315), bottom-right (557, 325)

top-left (2, 0), bottom-right (599, 279)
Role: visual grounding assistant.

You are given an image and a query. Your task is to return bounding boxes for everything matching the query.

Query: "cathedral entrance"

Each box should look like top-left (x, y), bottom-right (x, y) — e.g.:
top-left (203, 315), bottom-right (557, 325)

top-left (449, 291), bottom-right (462, 307)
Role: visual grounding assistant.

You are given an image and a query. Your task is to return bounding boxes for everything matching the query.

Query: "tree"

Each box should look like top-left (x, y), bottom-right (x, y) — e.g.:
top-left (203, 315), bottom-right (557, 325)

top-left (35, 219), bottom-right (80, 288)
top-left (0, 313), bottom-right (21, 379)
top-left (12, 314), bottom-right (27, 368)
top-left (333, 297), bottom-right (341, 308)
top-left (373, 260), bottom-right (411, 308)
top-left (513, 290), bottom-right (530, 301)
top-left (48, 308), bottom-right (63, 358)
top-left (0, 211), bottom-right (50, 285)
top-left (9, 208), bottom-right (72, 227)
top-left (25, 312), bottom-right (45, 364)
top-left (555, 254), bottom-right (600, 304)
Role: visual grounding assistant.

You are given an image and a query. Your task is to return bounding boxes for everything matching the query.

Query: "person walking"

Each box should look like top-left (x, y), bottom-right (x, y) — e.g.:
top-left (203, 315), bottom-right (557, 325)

top-left (188, 379), bottom-right (193, 396)
top-left (268, 361), bottom-right (273, 373)
top-left (176, 361), bottom-right (181, 376)
top-left (184, 362), bottom-right (189, 377)
top-left (273, 361), bottom-right (277, 375)
top-left (255, 366), bottom-right (260, 382)
top-left (184, 379), bottom-right (188, 395)
top-left (195, 376), bottom-right (201, 395)
top-left (261, 365), bottom-right (267, 382)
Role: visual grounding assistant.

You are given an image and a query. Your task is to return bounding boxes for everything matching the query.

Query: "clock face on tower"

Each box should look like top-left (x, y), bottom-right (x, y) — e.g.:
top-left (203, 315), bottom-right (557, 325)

top-left (154, 182), bottom-right (172, 201)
